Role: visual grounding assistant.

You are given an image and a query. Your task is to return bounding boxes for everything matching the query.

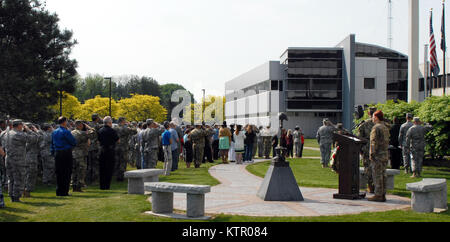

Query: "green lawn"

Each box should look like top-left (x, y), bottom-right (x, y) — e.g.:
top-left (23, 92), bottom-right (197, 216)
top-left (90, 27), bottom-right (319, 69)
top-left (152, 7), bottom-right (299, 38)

top-left (303, 139), bottom-right (320, 149)
top-left (0, 161), bottom-right (220, 222)
top-left (1, 156), bottom-right (449, 222)
top-left (245, 158), bottom-right (450, 221)
top-left (298, 148), bottom-right (320, 157)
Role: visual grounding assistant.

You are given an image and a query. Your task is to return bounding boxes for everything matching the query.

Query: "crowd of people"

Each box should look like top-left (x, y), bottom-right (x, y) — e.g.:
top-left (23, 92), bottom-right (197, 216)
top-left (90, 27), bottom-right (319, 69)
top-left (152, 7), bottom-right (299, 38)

top-left (316, 108), bottom-right (432, 203)
top-left (0, 107), bottom-right (429, 207)
top-left (0, 113), bottom-right (306, 207)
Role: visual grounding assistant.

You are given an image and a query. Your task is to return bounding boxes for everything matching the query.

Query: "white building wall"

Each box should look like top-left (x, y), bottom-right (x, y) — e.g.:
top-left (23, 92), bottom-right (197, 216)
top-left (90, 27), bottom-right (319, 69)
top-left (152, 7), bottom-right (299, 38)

top-left (225, 91), bottom-right (280, 134)
top-left (355, 57), bottom-right (387, 107)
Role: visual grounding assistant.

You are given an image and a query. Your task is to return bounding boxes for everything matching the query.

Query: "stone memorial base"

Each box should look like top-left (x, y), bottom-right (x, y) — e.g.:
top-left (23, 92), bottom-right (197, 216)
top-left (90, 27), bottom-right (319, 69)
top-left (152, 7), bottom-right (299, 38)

top-left (257, 160), bottom-right (303, 201)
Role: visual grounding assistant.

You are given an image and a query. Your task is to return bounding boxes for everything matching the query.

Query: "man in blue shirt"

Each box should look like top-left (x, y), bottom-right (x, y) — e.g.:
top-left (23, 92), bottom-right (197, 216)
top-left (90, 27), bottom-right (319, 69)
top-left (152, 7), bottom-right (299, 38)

top-left (161, 122), bottom-right (172, 176)
top-left (51, 116), bottom-right (76, 196)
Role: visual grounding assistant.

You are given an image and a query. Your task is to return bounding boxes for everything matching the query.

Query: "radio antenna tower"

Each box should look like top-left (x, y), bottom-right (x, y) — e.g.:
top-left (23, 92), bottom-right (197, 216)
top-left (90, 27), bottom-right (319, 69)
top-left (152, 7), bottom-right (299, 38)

top-left (388, 0), bottom-right (393, 48)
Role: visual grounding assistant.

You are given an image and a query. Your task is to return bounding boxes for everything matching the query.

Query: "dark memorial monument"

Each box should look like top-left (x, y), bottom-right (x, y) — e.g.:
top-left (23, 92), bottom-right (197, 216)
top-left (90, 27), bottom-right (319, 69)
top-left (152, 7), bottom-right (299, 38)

top-left (257, 113), bottom-right (304, 201)
top-left (332, 132), bottom-right (367, 200)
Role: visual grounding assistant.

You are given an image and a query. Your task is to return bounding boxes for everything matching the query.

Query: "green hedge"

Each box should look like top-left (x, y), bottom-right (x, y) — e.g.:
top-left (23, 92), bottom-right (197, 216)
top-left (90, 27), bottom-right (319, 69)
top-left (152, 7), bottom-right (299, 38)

top-left (353, 96), bottom-right (450, 159)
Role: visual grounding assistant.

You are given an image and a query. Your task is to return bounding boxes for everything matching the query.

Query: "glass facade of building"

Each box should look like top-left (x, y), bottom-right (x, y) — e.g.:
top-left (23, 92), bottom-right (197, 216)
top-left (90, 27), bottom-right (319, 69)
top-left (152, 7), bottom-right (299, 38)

top-left (282, 49), bottom-right (343, 110)
top-left (355, 43), bottom-right (408, 101)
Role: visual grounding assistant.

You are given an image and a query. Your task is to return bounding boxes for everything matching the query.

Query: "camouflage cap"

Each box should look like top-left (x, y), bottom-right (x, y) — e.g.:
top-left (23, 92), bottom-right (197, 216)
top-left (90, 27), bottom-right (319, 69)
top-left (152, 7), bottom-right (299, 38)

top-left (146, 119), bottom-right (154, 125)
top-left (406, 113), bottom-right (413, 119)
top-left (118, 117), bottom-right (126, 123)
top-left (413, 117), bottom-right (421, 123)
top-left (92, 113), bottom-right (100, 121)
top-left (12, 119), bottom-right (23, 126)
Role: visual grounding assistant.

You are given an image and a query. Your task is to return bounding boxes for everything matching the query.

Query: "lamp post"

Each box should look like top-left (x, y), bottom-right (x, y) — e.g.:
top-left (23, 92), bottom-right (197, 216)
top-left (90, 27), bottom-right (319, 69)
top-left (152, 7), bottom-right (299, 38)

top-left (59, 69), bottom-right (63, 117)
top-left (202, 89), bottom-right (205, 123)
top-left (104, 77), bottom-right (112, 116)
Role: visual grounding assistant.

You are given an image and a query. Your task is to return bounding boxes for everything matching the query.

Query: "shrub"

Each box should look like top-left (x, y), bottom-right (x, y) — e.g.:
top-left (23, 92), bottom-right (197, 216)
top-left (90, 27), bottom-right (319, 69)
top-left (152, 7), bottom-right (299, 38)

top-left (353, 96), bottom-right (449, 159)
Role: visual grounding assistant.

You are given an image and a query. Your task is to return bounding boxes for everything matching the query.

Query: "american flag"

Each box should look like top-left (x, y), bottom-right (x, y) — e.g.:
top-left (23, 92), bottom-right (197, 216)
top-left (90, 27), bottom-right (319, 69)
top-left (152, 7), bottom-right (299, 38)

top-left (430, 10), bottom-right (441, 77)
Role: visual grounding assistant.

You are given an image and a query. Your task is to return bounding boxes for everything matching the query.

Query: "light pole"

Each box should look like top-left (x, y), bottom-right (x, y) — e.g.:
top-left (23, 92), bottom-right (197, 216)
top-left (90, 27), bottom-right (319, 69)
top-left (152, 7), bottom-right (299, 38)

top-left (202, 89), bottom-right (205, 123)
top-left (104, 77), bottom-right (112, 117)
top-left (59, 69), bottom-right (63, 117)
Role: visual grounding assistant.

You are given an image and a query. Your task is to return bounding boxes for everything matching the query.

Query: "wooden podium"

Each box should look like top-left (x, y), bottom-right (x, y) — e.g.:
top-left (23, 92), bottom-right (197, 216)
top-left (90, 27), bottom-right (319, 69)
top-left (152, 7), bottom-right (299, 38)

top-left (332, 132), bottom-right (367, 200)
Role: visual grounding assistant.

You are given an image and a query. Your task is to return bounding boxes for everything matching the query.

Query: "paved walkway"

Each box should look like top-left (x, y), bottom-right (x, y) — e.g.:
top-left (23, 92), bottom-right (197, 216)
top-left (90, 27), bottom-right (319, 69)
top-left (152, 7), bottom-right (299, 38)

top-left (170, 160), bottom-right (410, 217)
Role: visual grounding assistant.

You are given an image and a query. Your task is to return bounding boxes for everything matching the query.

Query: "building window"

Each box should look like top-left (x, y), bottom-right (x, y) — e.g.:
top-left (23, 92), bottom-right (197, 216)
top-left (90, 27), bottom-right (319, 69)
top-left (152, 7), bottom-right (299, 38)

top-left (271, 80), bottom-right (279, 90)
top-left (364, 78), bottom-right (375, 89)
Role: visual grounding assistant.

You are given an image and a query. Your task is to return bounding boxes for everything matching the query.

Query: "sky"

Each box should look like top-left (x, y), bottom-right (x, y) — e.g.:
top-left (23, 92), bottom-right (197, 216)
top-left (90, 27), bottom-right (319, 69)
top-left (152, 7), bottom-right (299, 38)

top-left (44, 0), bottom-right (448, 101)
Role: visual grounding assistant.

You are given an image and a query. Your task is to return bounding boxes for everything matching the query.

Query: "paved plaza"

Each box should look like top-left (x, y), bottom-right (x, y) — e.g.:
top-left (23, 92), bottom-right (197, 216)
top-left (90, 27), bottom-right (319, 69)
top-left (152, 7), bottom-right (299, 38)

top-left (166, 160), bottom-right (411, 217)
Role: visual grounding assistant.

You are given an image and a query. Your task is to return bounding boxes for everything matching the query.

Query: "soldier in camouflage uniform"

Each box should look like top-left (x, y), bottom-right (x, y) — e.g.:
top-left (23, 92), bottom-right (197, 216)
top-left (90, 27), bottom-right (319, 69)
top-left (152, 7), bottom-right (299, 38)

top-left (316, 119), bottom-right (336, 168)
top-left (0, 143), bottom-right (5, 208)
top-left (141, 119), bottom-right (164, 169)
top-left (405, 117), bottom-right (432, 178)
top-left (356, 107), bottom-right (377, 193)
top-left (0, 124), bottom-right (8, 192)
top-left (190, 123), bottom-right (214, 168)
top-left (24, 123), bottom-right (41, 197)
top-left (87, 114), bottom-right (102, 184)
top-left (368, 110), bottom-right (390, 202)
top-left (40, 124), bottom-right (55, 185)
top-left (5, 120), bottom-right (34, 202)
top-left (398, 113), bottom-right (414, 174)
top-left (113, 117), bottom-right (137, 181)
top-left (71, 121), bottom-right (94, 192)
top-left (129, 122), bottom-right (141, 169)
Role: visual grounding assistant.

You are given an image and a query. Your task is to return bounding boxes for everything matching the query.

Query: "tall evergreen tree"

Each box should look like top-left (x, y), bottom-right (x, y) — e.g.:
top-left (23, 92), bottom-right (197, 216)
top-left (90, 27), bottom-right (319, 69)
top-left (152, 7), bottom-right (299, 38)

top-left (0, 0), bottom-right (78, 121)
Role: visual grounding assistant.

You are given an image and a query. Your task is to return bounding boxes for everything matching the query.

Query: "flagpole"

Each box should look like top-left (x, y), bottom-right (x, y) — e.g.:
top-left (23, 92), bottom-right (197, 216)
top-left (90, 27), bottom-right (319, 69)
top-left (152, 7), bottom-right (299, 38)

top-left (443, 0), bottom-right (447, 95)
top-left (431, 8), bottom-right (435, 97)
top-left (425, 44), bottom-right (429, 99)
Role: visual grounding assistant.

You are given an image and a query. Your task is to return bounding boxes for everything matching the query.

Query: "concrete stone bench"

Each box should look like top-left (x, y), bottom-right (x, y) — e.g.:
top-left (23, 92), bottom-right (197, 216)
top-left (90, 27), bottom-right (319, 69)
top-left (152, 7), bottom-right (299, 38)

top-left (406, 178), bottom-right (447, 213)
top-left (144, 182), bottom-right (211, 218)
top-left (359, 167), bottom-right (400, 190)
top-left (124, 169), bottom-right (164, 194)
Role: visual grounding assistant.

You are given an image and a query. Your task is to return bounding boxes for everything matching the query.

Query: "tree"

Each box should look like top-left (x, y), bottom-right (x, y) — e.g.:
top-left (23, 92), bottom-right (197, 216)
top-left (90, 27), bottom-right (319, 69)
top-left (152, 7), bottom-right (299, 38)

top-left (74, 74), bottom-right (115, 102)
top-left (118, 94), bottom-right (167, 123)
top-left (0, 0), bottom-right (78, 122)
top-left (78, 95), bottom-right (120, 121)
top-left (160, 83), bottom-right (195, 120)
top-left (417, 96), bottom-right (450, 159)
top-left (50, 92), bottom-right (81, 120)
